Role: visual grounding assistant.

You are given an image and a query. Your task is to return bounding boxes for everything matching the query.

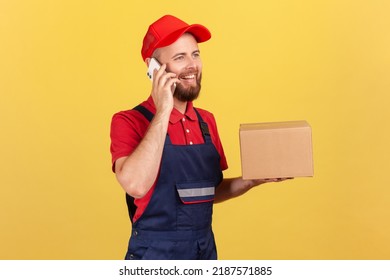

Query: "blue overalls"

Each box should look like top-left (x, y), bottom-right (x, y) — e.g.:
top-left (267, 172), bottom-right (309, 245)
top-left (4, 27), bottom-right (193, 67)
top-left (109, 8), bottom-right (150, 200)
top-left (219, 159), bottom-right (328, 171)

top-left (125, 105), bottom-right (223, 260)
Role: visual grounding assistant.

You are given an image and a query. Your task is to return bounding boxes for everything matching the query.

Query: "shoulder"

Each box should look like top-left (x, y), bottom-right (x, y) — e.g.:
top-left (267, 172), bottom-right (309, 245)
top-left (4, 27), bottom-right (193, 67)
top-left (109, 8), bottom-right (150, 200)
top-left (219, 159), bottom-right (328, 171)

top-left (111, 100), bottom-right (152, 126)
top-left (112, 109), bottom-right (141, 125)
top-left (193, 107), bottom-right (217, 124)
top-left (111, 101), bottom-right (152, 138)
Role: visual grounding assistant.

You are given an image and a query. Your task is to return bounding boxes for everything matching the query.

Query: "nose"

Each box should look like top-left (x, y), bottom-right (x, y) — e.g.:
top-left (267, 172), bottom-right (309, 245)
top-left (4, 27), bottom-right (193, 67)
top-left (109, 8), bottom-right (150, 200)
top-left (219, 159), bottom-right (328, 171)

top-left (187, 52), bottom-right (202, 69)
top-left (185, 57), bottom-right (197, 70)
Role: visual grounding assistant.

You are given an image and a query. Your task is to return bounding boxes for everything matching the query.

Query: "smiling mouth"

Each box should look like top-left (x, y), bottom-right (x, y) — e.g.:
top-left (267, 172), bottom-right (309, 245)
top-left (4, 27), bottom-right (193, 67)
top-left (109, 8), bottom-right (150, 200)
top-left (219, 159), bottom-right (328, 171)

top-left (179, 73), bottom-right (197, 81)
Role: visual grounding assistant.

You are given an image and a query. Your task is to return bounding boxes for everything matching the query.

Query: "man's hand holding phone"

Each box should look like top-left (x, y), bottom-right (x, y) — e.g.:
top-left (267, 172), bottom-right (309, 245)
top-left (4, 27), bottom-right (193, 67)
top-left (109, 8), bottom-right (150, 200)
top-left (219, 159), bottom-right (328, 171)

top-left (147, 58), bottom-right (179, 114)
top-left (147, 57), bottom-right (162, 81)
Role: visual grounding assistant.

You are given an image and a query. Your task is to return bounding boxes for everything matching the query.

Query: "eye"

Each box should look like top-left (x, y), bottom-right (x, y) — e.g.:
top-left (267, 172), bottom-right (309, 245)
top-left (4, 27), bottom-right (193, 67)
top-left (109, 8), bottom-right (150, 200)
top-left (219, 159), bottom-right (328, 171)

top-left (193, 52), bottom-right (200, 58)
top-left (174, 55), bottom-right (184, 61)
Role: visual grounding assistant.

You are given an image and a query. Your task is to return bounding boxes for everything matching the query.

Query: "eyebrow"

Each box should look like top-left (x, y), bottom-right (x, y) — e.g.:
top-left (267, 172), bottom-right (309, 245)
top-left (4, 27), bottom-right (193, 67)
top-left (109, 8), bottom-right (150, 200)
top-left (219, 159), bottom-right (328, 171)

top-left (171, 50), bottom-right (200, 59)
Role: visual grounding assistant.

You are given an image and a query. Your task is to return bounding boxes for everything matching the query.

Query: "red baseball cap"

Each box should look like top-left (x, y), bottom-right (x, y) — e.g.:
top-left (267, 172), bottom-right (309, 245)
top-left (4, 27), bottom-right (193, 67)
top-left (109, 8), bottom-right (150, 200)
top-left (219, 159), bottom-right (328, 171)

top-left (141, 15), bottom-right (211, 61)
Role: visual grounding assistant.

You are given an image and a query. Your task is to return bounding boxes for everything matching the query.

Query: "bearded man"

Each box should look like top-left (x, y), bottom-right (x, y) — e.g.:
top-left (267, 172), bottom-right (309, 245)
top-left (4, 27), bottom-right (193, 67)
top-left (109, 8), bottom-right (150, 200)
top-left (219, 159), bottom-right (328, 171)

top-left (110, 15), bottom-right (286, 260)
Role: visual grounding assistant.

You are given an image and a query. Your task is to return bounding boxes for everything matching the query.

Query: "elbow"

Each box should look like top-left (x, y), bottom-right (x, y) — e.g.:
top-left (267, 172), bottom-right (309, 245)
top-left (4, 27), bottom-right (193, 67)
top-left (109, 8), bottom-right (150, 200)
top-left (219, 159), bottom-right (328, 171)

top-left (116, 172), bottom-right (149, 199)
top-left (126, 184), bottom-right (148, 199)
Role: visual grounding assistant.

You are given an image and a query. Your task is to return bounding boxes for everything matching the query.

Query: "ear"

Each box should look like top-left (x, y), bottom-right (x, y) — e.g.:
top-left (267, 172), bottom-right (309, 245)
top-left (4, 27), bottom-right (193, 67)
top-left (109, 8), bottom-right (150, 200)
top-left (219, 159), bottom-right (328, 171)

top-left (145, 58), bottom-right (151, 67)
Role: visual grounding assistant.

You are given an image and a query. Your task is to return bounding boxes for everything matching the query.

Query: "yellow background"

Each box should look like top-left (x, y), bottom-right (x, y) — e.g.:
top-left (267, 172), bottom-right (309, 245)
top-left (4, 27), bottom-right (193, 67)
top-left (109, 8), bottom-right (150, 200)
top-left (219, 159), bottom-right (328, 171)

top-left (1, 0), bottom-right (389, 259)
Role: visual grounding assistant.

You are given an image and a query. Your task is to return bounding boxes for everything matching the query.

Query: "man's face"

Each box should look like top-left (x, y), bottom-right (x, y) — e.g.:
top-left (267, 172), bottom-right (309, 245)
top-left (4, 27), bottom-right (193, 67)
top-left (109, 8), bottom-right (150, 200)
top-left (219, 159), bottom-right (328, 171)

top-left (154, 33), bottom-right (203, 102)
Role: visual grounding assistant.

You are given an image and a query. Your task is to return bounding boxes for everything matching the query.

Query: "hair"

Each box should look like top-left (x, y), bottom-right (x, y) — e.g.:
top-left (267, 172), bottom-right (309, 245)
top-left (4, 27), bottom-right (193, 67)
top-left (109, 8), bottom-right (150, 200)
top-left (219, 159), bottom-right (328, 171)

top-left (151, 48), bottom-right (161, 60)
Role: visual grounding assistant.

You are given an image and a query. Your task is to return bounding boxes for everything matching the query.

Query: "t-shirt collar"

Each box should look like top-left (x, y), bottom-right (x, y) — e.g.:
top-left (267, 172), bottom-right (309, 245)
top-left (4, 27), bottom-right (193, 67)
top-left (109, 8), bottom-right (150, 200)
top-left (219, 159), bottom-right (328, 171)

top-left (146, 96), bottom-right (198, 124)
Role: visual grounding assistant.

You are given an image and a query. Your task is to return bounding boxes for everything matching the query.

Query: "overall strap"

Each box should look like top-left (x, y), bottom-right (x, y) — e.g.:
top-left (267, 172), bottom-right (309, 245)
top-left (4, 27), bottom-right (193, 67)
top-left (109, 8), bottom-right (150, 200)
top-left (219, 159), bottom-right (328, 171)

top-left (133, 105), bottom-right (154, 122)
top-left (193, 108), bottom-right (212, 143)
top-left (133, 105), bottom-right (172, 145)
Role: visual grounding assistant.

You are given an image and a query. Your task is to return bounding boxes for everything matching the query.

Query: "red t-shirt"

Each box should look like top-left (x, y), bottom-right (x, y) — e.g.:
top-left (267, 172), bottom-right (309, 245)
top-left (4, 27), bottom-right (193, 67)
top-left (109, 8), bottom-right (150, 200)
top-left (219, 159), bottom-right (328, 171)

top-left (110, 96), bottom-right (228, 222)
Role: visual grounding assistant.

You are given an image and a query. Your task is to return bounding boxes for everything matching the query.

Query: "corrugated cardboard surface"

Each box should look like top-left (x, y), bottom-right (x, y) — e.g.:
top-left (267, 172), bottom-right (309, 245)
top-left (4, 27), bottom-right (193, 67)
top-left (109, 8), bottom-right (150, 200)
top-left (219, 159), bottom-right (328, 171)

top-left (240, 120), bottom-right (314, 179)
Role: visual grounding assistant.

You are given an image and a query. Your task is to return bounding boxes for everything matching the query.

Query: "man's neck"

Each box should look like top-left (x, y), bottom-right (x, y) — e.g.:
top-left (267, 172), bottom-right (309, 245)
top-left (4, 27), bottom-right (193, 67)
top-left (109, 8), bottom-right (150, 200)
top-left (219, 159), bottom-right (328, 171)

top-left (173, 99), bottom-right (188, 114)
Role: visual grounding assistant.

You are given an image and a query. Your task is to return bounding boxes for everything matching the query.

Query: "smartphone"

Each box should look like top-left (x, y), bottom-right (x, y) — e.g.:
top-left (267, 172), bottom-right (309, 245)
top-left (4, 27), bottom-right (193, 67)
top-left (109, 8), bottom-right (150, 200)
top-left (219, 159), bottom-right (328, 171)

top-left (146, 57), bottom-right (161, 81)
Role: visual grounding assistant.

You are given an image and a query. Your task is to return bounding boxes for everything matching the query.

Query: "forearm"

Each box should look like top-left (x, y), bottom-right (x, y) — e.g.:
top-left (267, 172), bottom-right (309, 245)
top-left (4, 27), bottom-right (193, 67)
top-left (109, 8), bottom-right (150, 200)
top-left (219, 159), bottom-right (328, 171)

top-left (214, 177), bottom-right (289, 203)
top-left (214, 177), bottom-right (255, 203)
top-left (115, 110), bottom-right (170, 198)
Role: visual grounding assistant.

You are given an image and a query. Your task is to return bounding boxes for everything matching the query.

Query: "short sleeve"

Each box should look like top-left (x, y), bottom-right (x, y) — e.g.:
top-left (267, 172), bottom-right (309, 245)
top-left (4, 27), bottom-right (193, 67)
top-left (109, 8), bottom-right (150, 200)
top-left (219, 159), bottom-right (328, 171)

top-left (110, 111), bottom-right (147, 172)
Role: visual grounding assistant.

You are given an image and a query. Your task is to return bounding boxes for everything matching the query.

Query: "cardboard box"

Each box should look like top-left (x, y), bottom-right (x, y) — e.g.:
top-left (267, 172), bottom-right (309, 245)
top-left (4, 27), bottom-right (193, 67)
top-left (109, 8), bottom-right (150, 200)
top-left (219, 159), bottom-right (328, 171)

top-left (239, 120), bottom-right (313, 179)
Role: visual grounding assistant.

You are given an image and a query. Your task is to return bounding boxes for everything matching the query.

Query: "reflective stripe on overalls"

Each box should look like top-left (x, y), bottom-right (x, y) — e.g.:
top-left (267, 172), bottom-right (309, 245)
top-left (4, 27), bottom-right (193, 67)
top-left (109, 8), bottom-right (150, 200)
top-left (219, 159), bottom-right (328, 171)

top-left (125, 105), bottom-right (223, 260)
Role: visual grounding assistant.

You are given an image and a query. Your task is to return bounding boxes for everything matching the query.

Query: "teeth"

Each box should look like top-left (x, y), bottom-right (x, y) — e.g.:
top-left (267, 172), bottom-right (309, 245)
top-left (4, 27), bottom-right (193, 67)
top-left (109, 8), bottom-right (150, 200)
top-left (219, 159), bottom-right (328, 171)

top-left (181, 74), bottom-right (195, 79)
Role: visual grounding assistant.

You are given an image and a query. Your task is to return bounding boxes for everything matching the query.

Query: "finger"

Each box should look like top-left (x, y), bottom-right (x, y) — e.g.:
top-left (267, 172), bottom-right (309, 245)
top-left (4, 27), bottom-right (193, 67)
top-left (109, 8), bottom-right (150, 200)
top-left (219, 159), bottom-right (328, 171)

top-left (165, 77), bottom-right (180, 88)
top-left (278, 177), bottom-right (293, 181)
top-left (264, 178), bottom-right (282, 183)
top-left (152, 64), bottom-right (167, 86)
top-left (157, 72), bottom-right (177, 88)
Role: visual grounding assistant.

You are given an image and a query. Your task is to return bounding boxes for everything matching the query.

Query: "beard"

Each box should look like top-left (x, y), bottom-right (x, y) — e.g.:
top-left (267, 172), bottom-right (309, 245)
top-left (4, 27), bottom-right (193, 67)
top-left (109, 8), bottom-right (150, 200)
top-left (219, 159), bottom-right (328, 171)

top-left (173, 73), bottom-right (202, 102)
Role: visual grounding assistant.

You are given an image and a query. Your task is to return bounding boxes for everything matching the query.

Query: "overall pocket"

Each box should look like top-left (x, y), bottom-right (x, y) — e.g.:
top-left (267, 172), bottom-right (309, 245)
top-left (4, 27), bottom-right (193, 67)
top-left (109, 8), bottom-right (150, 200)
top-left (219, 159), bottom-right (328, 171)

top-left (175, 181), bottom-right (215, 230)
top-left (176, 181), bottom-right (215, 204)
